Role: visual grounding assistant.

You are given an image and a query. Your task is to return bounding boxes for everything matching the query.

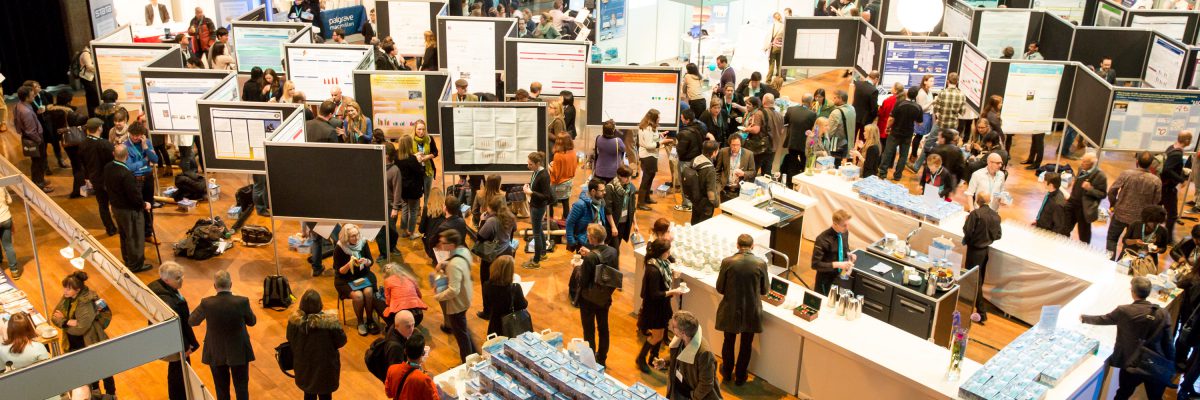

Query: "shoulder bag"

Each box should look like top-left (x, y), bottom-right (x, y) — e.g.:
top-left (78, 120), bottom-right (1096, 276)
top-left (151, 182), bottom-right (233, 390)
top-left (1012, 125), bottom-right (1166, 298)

top-left (1125, 307), bottom-right (1175, 385)
top-left (501, 284), bottom-right (533, 337)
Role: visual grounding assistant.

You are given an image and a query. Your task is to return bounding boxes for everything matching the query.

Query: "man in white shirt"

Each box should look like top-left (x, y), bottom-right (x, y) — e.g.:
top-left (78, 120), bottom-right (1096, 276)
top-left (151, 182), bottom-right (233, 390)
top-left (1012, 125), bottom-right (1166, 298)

top-left (964, 153), bottom-right (1006, 210)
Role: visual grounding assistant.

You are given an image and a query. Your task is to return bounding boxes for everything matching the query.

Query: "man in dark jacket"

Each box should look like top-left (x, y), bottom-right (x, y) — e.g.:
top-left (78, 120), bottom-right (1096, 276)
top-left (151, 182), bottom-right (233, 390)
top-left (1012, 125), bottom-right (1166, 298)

top-left (14, 86), bottom-right (50, 191)
top-left (666, 311), bottom-right (721, 400)
top-left (105, 144), bottom-right (152, 273)
top-left (1034, 172), bottom-right (1071, 236)
top-left (687, 140), bottom-right (721, 225)
top-left (961, 193), bottom-right (1001, 323)
top-left (576, 224), bottom-right (618, 366)
top-left (880, 87), bottom-right (923, 180)
top-left (852, 71), bottom-right (881, 137)
top-left (715, 234), bottom-right (768, 385)
top-left (305, 100), bottom-right (342, 143)
top-left (383, 310), bottom-right (418, 367)
top-left (1081, 276), bottom-right (1173, 400)
top-left (1067, 152), bottom-right (1108, 244)
top-left (733, 72), bottom-right (777, 107)
top-left (525, 151), bottom-right (554, 268)
top-left (149, 262), bottom-right (200, 400)
top-left (812, 209), bottom-right (856, 295)
top-left (931, 129), bottom-right (966, 183)
top-left (188, 7), bottom-right (216, 56)
top-left (674, 109), bottom-right (705, 211)
top-left (782, 95), bottom-right (816, 182)
top-left (1160, 131), bottom-right (1191, 242)
top-left (604, 166), bottom-right (638, 248)
top-left (566, 180), bottom-right (607, 251)
top-left (80, 118), bottom-right (117, 236)
top-left (190, 270), bottom-right (257, 400)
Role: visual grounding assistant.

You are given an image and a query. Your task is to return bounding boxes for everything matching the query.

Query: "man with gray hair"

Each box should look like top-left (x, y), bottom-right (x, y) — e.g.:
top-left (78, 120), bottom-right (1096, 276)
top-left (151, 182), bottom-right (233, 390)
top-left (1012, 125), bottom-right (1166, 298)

top-left (664, 311), bottom-right (720, 398)
top-left (191, 270), bottom-right (257, 400)
top-left (828, 89), bottom-right (856, 164)
top-left (149, 262), bottom-right (199, 400)
top-left (1081, 276), bottom-right (1172, 399)
top-left (782, 93), bottom-right (816, 182)
top-left (1067, 152), bottom-right (1107, 244)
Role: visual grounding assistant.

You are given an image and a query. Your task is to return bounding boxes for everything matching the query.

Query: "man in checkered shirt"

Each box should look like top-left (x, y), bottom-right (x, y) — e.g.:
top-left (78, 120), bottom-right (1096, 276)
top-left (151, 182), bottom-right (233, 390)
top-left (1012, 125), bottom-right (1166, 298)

top-left (912, 72), bottom-right (965, 172)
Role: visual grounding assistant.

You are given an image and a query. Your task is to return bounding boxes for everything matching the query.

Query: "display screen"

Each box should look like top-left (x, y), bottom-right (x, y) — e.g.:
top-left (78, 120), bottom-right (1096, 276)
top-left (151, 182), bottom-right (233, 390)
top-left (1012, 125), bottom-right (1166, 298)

top-left (285, 46), bottom-right (371, 102)
top-left (370, 74), bottom-right (427, 138)
top-left (515, 41), bottom-right (588, 97)
top-left (1000, 63), bottom-right (1063, 134)
top-left (144, 77), bottom-right (224, 132)
top-left (600, 72), bottom-right (679, 126)
top-left (234, 26), bottom-right (296, 73)
top-left (209, 107), bottom-right (283, 160)
top-left (445, 20), bottom-right (498, 98)
top-left (882, 41), bottom-right (952, 91)
top-left (1105, 90), bottom-right (1200, 151)
top-left (1144, 37), bottom-right (1185, 89)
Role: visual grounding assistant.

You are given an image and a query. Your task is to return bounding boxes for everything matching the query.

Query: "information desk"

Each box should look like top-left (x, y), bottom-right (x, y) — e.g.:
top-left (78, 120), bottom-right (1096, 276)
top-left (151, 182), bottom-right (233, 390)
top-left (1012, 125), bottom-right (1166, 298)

top-left (793, 172), bottom-right (1102, 324)
top-left (630, 215), bottom-right (982, 398)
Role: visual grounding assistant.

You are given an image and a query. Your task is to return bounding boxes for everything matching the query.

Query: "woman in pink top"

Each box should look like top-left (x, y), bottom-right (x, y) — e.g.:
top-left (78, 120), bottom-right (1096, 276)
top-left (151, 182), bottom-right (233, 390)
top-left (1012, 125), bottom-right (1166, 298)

top-left (381, 263), bottom-right (428, 329)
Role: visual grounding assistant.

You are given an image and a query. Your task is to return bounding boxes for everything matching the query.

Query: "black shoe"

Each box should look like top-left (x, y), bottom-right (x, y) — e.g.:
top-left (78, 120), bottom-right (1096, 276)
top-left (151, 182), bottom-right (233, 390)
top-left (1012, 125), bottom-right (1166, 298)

top-left (1021, 159), bottom-right (1033, 165)
top-left (311, 266), bottom-right (326, 277)
top-left (734, 378), bottom-right (747, 386)
top-left (637, 205), bottom-right (652, 211)
top-left (1024, 164), bottom-right (1040, 170)
top-left (131, 264), bottom-right (153, 273)
top-left (644, 197), bottom-right (658, 204)
top-left (476, 311), bottom-right (489, 320)
top-left (440, 325), bottom-right (452, 333)
top-left (105, 229), bottom-right (118, 237)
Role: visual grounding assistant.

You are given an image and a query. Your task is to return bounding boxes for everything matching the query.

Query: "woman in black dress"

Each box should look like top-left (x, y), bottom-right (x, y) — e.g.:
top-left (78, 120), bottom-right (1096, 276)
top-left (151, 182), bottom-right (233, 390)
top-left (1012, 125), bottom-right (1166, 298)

top-left (481, 256), bottom-right (528, 336)
top-left (637, 239), bottom-right (683, 373)
top-left (333, 224), bottom-right (379, 336)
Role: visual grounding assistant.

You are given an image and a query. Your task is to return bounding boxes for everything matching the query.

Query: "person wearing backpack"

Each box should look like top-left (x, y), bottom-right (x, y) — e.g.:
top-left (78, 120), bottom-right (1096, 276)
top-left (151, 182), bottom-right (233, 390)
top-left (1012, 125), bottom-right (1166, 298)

top-left (384, 334), bottom-right (438, 400)
top-left (575, 224), bottom-right (619, 366)
top-left (686, 140), bottom-right (721, 225)
top-left (74, 48), bottom-right (100, 121)
top-left (287, 289), bottom-right (347, 400)
top-left (1081, 276), bottom-right (1174, 400)
top-left (52, 271), bottom-right (116, 396)
top-left (565, 180), bottom-right (607, 252)
top-left (1107, 152), bottom-right (1163, 260)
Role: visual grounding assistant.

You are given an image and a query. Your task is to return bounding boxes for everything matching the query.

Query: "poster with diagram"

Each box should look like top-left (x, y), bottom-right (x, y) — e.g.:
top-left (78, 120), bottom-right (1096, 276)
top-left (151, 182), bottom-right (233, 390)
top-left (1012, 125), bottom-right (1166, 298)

top-left (450, 107), bottom-right (540, 166)
top-left (210, 108), bottom-right (283, 161)
top-left (370, 74), bottom-right (427, 137)
top-left (1105, 90), bottom-right (1200, 151)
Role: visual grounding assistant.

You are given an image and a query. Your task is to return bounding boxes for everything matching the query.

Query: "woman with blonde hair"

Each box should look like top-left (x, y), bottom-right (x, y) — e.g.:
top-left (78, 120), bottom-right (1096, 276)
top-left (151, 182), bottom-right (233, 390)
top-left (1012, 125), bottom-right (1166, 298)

top-left (272, 81), bottom-right (297, 104)
top-left (418, 187), bottom-right (447, 261)
top-left (381, 262), bottom-right (428, 329)
top-left (858, 125), bottom-right (882, 179)
top-left (344, 100), bottom-right (372, 143)
top-left (420, 30), bottom-right (438, 71)
top-left (636, 109), bottom-right (662, 208)
top-left (411, 119), bottom-right (439, 224)
top-left (332, 224), bottom-right (380, 335)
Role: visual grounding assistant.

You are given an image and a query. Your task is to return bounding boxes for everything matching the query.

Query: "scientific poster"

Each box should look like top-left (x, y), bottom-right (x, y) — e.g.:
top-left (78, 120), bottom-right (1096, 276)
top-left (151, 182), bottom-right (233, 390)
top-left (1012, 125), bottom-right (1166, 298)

top-left (598, 0), bottom-right (626, 41)
top-left (387, 1), bottom-right (432, 56)
top-left (96, 46), bottom-right (164, 107)
top-left (370, 74), bottom-right (427, 137)
top-left (1000, 63), bottom-right (1063, 133)
top-left (1144, 37), bottom-right (1185, 89)
top-left (210, 108), bottom-right (284, 160)
top-left (882, 41), bottom-right (952, 90)
top-left (792, 29), bottom-right (839, 60)
top-left (942, 5), bottom-right (972, 39)
top-left (601, 72), bottom-right (678, 126)
top-left (515, 41), bottom-right (588, 96)
top-left (451, 107), bottom-right (540, 165)
top-left (976, 11), bottom-right (1030, 59)
top-left (145, 77), bottom-right (224, 132)
top-left (1033, 0), bottom-right (1087, 23)
top-left (1105, 90), bottom-right (1200, 151)
top-left (1095, 2), bottom-right (1125, 27)
top-left (959, 46), bottom-right (988, 109)
top-left (234, 26), bottom-right (296, 73)
top-left (270, 112), bottom-right (306, 143)
top-left (445, 20), bottom-right (496, 98)
top-left (207, 77), bottom-right (239, 102)
top-left (856, 31), bottom-right (876, 75)
top-left (285, 46), bottom-right (371, 102)
top-left (1131, 15), bottom-right (1189, 41)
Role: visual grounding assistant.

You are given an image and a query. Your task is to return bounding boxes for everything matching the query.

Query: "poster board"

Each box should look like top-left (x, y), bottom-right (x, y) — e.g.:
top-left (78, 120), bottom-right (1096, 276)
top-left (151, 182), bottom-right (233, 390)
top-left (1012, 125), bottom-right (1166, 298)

top-left (780, 17), bottom-right (859, 68)
top-left (139, 69), bottom-right (231, 134)
top-left (264, 142), bottom-right (389, 224)
top-left (196, 101), bottom-right (302, 173)
top-left (1065, 68), bottom-right (1114, 146)
top-left (942, 3), bottom-right (973, 40)
top-left (1070, 28), bottom-right (1152, 80)
top-left (289, 26), bottom-right (313, 44)
top-left (585, 65), bottom-right (681, 129)
top-left (1037, 12), bottom-right (1075, 62)
top-left (880, 38), bottom-right (959, 91)
top-left (201, 73), bottom-right (241, 103)
top-left (1104, 88), bottom-right (1200, 151)
top-left (283, 43), bottom-right (373, 103)
top-left (974, 10), bottom-right (1032, 59)
top-left (376, 0), bottom-right (446, 57)
top-left (1095, 0), bottom-right (1127, 27)
top-left (437, 17), bottom-right (515, 96)
top-left (93, 23), bottom-right (133, 43)
top-left (1032, 0), bottom-right (1088, 23)
top-left (999, 62), bottom-right (1065, 134)
top-left (503, 38), bottom-right (589, 97)
top-left (1128, 12), bottom-right (1195, 42)
top-left (960, 43), bottom-right (988, 112)
top-left (438, 102), bottom-right (547, 174)
top-left (1145, 35), bottom-right (1187, 89)
top-left (352, 70), bottom-right (450, 136)
top-left (233, 4), bottom-right (266, 22)
top-left (230, 21), bottom-right (305, 73)
top-left (268, 109), bottom-right (307, 143)
top-left (856, 21), bottom-right (884, 76)
top-left (91, 43), bottom-right (176, 112)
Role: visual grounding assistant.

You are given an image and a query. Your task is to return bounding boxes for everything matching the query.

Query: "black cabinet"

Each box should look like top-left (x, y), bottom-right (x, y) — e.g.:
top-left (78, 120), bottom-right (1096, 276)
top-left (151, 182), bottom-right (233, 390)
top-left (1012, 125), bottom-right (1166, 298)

top-left (890, 293), bottom-right (935, 339)
top-left (849, 250), bottom-right (969, 347)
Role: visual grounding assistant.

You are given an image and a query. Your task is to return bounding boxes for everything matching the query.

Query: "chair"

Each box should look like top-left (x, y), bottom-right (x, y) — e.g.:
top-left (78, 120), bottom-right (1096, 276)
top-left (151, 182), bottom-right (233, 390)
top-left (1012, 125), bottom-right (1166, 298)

top-left (337, 292), bottom-right (351, 326)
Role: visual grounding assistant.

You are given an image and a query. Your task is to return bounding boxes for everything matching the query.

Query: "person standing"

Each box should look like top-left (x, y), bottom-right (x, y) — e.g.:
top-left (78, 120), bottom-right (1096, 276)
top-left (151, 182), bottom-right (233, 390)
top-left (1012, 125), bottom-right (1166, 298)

top-left (13, 86), bottom-right (50, 192)
top-left (674, 110), bottom-right (705, 212)
top-left (189, 7), bottom-right (216, 57)
top-left (782, 94), bottom-right (816, 182)
top-left (306, 100), bottom-right (343, 143)
top-left (762, 94), bottom-right (786, 175)
top-left (961, 193), bottom-right (1001, 323)
top-left (715, 234), bottom-right (768, 386)
top-left (604, 166), bottom-right (639, 248)
top-left (383, 334), bottom-right (438, 400)
top-left (637, 239), bottom-right (682, 373)
top-left (124, 123), bottom-right (159, 243)
top-left (77, 47), bottom-right (100, 115)
top-left (717, 55), bottom-right (736, 91)
top-left (0, 188), bottom-right (16, 279)
top-left (381, 310), bottom-right (418, 371)
top-left (145, 0), bottom-right (170, 25)
top-left (636, 110), bottom-right (663, 209)
top-left (1160, 131), bottom-right (1191, 243)
top-left (52, 271), bottom-right (116, 395)
top-left (361, 7), bottom-right (378, 45)
top-left (1095, 57), bottom-right (1117, 85)
top-left (683, 64), bottom-right (706, 113)
top-left (1034, 173), bottom-right (1071, 236)
top-left (288, 290), bottom-right (347, 400)
top-left (813, 209), bottom-right (856, 295)
top-left (917, 73), bottom-right (965, 170)
top-left (715, 134), bottom-right (756, 203)
top-left (1067, 152), bottom-right (1108, 244)
top-left (524, 152), bottom-right (553, 268)
top-left (875, 82), bottom-right (902, 156)
top-left (767, 13), bottom-right (785, 80)
top-left (1081, 276), bottom-right (1173, 400)
top-left (190, 270), bottom-right (257, 400)
top-left (688, 140), bottom-right (721, 225)
top-left (482, 256), bottom-right (528, 336)
top-left (566, 180), bottom-right (607, 252)
top-left (827, 90), bottom-right (856, 164)
top-left (575, 224), bottom-right (619, 366)
top-left (412, 120), bottom-right (439, 222)
top-left (1022, 41), bottom-right (1043, 60)
top-left (663, 311), bottom-right (721, 400)
top-left (963, 153), bottom-right (1006, 211)
top-left (593, 121), bottom-right (626, 183)
top-left (104, 145), bottom-right (152, 273)
top-left (149, 262), bottom-right (200, 400)
top-left (1108, 152), bottom-right (1163, 259)
top-left (432, 230), bottom-right (478, 362)
top-left (396, 135), bottom-right (426, 242)
top-left (852, 71), bottom-right (881, 138)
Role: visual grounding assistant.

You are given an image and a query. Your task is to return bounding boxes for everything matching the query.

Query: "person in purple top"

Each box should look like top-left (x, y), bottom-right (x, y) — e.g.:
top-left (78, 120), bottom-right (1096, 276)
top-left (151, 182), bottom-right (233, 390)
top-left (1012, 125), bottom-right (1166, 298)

top-left (592, 120), bottom-right (626, 182)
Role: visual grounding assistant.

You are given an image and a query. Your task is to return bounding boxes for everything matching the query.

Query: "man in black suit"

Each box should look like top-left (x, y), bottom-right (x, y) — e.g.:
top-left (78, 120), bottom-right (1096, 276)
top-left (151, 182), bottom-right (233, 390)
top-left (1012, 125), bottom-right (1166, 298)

top-left (852, 71), bottom-right (881, 138)
top-left (733, 72), bottom-right (776, 107)
top-left (148, 262), bottom-right (200, 400)
top-left (812, 209), bottom-right (856, 295)
top-left (1081, 276), bottom-right (1172, 400)
top-left (104, 144), bottom-right (152, 273)
top-left (79, 118), bottom-right (117, 236)
top-left (1094, 57), bottom-right (1117, 85)
top-left (305, 100), bottom-right (342, 143)
top-left (190, 270), bottom-right (257, 400)
top-left (1034, 172), bottom-right (1071, 236)
top-left (1160, 131), bottom-right (1191, 243)
top-left (715, 234), bottom-right (768, 385)
top-left (1067, 152), bottom-right (1108, 244)
top-left (961, 193), bottom-right (1001, 323)
top-left (782, 94), bottom-right (816, 182)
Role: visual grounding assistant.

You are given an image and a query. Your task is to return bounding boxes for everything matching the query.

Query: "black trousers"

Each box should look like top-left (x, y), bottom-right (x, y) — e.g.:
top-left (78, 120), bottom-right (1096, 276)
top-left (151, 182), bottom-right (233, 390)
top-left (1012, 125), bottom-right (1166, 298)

top-left (721, 331), bottom-right (756, 381)
top-left (1068, 203), bottom-right (1093, 244)
top-left (638, 156), bottom-right (658, 203)
top-left (211, 364), bottom-right (250, 400)
top-left (303, 394), bottom-right (332, 400)
top-left (113, 207), bottom-right (146, 270)
top-left (66, 146), bottom-right (84, 197)
top-left (579, 303), bottom-right (611, 365)
top-left (92, 186), bottom-right (117, 233)
top-left (1114, 367), bottom-right (1166, 400)
top-left (137, 175), bottom-right (155, 238)
top-left (82, 78), bottom-right (100, 117)
top-left (167, 358), bottom-right (187, 400)
top-left (1107, 219), bottom-right (1131, 257)
top-left (690, 200), bottom-right (714, 225)
top-left (1163, 185), bottom-right (1179, 243)
top-left (965, 247), bottom-right (989, 315)
top-left (609, 218), bottom-right (632, 248)
top-left (1026, 133), bottom-right (1045, 166)
top-left (780, 149), bottom-right (806, 183)
top-left (30, 142), bottom-right (48, 187)
top-left (756, 152), bottom-right (774, 176)
top-left (446, 310), bottom-right (478, 363)
top-left (688, 99), bottom-right (707, 115)
top-left (814, 271), bottom-right (837, 297)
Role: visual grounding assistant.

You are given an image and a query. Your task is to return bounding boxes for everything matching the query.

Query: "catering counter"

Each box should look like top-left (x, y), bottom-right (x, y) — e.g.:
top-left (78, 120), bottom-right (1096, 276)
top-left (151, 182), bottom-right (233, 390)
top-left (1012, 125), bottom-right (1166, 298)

top-left (793, 172), bottom-right (1105, 324)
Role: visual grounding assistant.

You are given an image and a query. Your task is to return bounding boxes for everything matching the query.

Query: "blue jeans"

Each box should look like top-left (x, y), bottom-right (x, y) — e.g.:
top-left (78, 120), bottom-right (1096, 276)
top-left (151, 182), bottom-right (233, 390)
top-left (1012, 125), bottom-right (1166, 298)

top-left (878, 134), bottom-right (912, 180)
top-left (309, 223), bottom-right (342, 271)
top-left (0, 219), bottom-right (16, 270)
top-left (530, 205), bottom-right (547, 261)
top-left (401, 198), bottom-right (420, 234)
top-left (252, 175), bottom-right (268, 214)
top-left (913, 123), bottom-right (941, 171)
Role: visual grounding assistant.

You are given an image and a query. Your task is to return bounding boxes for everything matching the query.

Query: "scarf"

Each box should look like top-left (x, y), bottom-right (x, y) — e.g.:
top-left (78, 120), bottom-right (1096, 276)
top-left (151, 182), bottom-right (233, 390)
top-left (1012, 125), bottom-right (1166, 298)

top-left (348, 116), bottom-right (367, 140)
top-left (337, 237), bottom-right (366, 259)
top-left (653, 258), bottom-right (673, 289)
top-left (413, 134), bottom-right (434, 176)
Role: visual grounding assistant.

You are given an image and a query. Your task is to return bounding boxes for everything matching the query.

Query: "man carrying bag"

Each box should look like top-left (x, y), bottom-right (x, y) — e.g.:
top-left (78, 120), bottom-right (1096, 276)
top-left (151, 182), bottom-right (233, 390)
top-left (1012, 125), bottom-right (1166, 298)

top-left (1081, 276), bottom-right (1175, 399)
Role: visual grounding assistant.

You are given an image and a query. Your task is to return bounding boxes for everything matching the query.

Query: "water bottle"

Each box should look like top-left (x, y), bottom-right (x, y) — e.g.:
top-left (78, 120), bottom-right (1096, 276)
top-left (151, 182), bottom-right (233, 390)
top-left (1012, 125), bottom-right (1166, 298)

top-left (207, 178), bottom-right (219, 201)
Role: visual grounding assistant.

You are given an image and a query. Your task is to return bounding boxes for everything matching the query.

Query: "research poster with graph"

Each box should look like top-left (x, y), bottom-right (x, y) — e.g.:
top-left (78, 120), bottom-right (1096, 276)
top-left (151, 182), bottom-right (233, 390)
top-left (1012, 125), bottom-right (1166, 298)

top-left (882, 41), bottom-right (952, 90)
top-left (1000, 63), bottom-right (1063, 133)
top-left (210, 108), bottom-right (284, 161)
top-left (96, 47), bottom-right (164, 108)
top-left (370, 74), bottom-right (427, 137)
top-left (1105, 90), bottom-right (1200, 151)
top-left (285, 46), bottom-right (371, 102)
top-left (515, 41), bottom-right (588, 97)
top-left (451, 107), bottom-right (540, 165)
top-left (234, 26), bottom-right (296, 73)
top-left (601, 72), bottom-right (678, 126)
top-left (145, 77), bottom-right (224, 132)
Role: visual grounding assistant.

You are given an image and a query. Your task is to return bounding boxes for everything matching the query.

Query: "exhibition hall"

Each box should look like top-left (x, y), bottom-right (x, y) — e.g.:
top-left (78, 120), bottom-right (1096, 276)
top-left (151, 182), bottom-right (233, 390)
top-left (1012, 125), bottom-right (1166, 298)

top-left (4, 0), bottom-right (1200, 399)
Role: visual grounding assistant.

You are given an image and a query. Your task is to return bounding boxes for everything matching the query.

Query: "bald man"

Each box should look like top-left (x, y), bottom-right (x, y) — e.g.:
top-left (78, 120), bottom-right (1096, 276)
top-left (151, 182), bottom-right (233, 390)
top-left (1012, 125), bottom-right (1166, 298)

top-left (962, 191), bottom-right (1001, 322)
top-left (383, 310), bottom-right (417, 369)
top-left (105, 144), bottom-right (152, 273)
top-left (1162, 131), bottom-right (1193, 241)
top-left (188, 7), bottom-right (215, 55)
top-left (1068, 152), bottom-right (1108, 244)
top-left (964, 152), bottom-right (1006, 211)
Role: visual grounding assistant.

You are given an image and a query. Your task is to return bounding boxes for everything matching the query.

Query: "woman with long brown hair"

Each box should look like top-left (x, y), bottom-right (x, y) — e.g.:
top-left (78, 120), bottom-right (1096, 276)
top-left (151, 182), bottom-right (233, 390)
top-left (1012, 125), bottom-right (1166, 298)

top-left (0, 312), bottom-right (50, 370)
top-left (472, 174), bottom-right (503, 225)
top-left (481, 255), bottom-right (528, 335)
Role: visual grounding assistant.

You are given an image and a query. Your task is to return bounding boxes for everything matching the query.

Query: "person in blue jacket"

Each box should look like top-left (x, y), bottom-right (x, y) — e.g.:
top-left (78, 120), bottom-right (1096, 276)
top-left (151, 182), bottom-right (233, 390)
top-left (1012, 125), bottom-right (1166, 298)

top-left (124, 122), bottom-right (159, 241)
top-left (566, 179), bottom-right (607, 252)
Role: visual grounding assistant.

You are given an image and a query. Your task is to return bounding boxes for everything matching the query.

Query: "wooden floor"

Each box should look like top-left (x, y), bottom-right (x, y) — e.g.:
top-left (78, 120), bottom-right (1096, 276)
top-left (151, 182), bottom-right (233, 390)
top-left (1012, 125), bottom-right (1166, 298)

top-left (0, 70), bottom-right (1189, 399)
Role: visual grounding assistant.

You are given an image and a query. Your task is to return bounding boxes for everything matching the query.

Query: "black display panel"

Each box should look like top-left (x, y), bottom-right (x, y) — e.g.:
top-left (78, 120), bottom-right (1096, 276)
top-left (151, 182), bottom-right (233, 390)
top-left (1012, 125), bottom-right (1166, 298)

top-left (195, 102), bottom-right (303, 173)
top-left (264, 143), bottom-right (388, 223)
top-left (352, 70), bottom-right (450, 134)
top-left (1065, 68), bottom-right (1113, 146)
top-left (1037, 12), bottom-right (1074, 62)
top-left (780, 17), bottom-right (859, 69)
top-left (438, 102), bottom-right (547, 174)
top-left (1070, 28), bottom-right (1151, 80)
top-left (147, 47), bottom-right (185, 68)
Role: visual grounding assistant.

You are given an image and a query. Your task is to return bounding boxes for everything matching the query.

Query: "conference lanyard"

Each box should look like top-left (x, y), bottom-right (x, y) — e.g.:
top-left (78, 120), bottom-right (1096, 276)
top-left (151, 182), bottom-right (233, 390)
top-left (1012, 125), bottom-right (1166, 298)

top-left (114, 161), bottom-right (129, 171)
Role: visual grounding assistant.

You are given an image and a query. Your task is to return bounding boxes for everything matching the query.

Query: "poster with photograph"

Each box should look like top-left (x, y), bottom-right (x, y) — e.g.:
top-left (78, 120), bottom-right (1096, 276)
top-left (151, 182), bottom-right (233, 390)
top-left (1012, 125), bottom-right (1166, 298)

top-left (370, 74), bottom-right (427, 137)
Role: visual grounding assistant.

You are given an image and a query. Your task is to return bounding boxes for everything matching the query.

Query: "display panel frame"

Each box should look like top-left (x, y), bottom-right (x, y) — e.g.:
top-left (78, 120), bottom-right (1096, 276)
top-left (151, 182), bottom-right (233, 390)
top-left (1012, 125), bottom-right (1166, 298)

top-left (376, 0), bottom-right (447, 57)
top-left (780, 17), bottom-right (860, 69)
top-left (436, 101), bottom-right (548, 174)
top-left (282, 43), bottom-right (374, 104)
top-left (229, 20), bottom-right (306, 74)
top-left (352, 69), bottom-right (451, 136)
top-left (503, 37), bottom-right (590, 98)
top-left (584, 65), bottom-right (682, 130)
top-left (138, 68), bottom-right (233, 135)
top-left (263, 141), bottom-right (389, 225)
top-left (195, 100), bottom-right (303, 173)
top-left (90, 42), bottom-right (177, 112)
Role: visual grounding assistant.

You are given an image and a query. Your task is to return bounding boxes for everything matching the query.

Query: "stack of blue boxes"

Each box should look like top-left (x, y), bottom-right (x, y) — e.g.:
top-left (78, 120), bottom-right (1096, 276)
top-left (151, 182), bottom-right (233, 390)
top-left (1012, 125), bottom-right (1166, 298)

top-left (959, 329), bottom-right (1099, 400)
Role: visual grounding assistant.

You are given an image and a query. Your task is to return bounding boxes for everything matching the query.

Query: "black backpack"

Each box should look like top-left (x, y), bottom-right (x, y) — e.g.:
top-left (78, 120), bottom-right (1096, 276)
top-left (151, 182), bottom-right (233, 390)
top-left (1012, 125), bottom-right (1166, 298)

top-left (576, 246), bottom-right (619, 306)
top-left (236, 184), bottom-right (255, 209)
top-left (364, 337), bottom-right (390, 381)
top-left (68, 50), bottom-right (84, 80)
top-left (173, 218), bottom-right (227, 260)
top-left (261, 274), bottom-right (294, 311)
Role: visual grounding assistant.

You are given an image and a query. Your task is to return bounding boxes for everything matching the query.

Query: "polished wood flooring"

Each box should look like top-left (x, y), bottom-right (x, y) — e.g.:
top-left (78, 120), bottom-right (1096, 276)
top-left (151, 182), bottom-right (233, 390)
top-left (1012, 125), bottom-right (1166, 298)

top-left (0, 70), bottom-right (1187, 399)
